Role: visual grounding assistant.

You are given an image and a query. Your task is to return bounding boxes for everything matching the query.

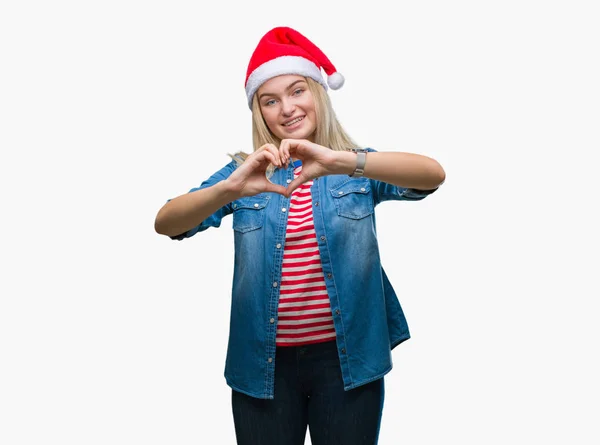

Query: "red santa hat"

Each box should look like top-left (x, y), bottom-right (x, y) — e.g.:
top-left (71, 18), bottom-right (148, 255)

top-left (244, 27), bottom-right (345, 108)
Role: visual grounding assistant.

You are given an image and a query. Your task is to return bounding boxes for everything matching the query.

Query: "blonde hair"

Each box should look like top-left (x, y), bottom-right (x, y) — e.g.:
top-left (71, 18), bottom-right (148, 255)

top-left (228, 77), bottom-right (360, 176)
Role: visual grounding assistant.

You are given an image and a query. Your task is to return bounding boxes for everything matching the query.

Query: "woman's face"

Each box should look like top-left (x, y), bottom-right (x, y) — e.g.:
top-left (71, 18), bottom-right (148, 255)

top-left (256, 75), bottom-right (317, 142)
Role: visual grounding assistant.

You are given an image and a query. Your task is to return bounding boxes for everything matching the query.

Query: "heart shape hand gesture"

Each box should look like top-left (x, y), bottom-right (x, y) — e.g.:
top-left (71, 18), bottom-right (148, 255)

top-left (278, 139), bottom-right (337, 196)
top-left (227, 140), bottom-right (339, 198)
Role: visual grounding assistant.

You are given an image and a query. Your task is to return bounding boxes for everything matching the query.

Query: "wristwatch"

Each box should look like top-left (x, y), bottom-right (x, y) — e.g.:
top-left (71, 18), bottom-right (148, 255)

top-left (349, 148), bottom-right (367, 178)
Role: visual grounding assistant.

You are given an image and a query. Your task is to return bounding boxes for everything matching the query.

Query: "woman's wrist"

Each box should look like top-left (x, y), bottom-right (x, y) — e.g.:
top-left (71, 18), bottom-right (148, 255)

top-left (219, 179), bottom-right (244, 201)
top-left (331, 150), bottom-right (358, 176)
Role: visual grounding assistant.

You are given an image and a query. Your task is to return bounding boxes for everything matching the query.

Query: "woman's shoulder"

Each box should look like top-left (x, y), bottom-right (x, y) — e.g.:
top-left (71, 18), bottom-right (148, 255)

top-left (206, 159), bottom-right (239, 178)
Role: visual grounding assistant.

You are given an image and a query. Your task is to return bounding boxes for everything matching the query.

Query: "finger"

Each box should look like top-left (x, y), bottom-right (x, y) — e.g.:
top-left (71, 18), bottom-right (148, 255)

top-left (284, 139), bottom-right (306, 158)
top-left (285, 174), bottom-right (308, 197)
top-left (263, 181), bottom-right (288, 196)
top-left (253, 144), bottom-right (274, 167)
top-left (279, 140), bottom-right (291, 165)
top-left (261, 143), bottom-right (283, 167)
top-left (263, 150), bottom-right (280, 167)
top-left (249, 149), bottom-right (278, 170)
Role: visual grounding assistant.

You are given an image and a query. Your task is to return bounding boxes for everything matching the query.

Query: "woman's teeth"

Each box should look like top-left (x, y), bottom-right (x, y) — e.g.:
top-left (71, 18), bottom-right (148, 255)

top-left (284, 117), bottom-right (304, 126)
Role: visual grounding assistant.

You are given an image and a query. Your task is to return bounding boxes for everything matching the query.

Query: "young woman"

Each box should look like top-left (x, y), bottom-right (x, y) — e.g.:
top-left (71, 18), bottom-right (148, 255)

top-left (155, 26), bottom-right (445, 445)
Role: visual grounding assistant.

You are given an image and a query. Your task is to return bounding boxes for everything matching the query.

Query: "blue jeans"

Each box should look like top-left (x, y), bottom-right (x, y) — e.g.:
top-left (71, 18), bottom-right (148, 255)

top-left (231, 340), bottom-right (385, 445)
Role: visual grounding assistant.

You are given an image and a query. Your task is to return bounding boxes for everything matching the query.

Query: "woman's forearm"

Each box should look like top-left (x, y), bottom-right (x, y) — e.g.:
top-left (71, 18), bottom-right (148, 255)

top-left (333, 151), bottom-right (445, 190)
top-left (154, 180), bottom-right (240, 237)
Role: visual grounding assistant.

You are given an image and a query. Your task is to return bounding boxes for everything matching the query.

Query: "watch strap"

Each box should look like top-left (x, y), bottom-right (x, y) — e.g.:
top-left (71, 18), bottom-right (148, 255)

top-left (349, 149), bottom-right (367, 177)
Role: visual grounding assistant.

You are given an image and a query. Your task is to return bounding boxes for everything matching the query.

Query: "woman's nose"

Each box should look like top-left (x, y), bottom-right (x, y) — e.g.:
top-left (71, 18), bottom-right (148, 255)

top-left (281, 99), bottom-right (296, 116)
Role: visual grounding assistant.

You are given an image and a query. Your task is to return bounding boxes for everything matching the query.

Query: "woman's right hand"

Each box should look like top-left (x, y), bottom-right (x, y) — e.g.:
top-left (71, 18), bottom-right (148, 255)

top-left (225, 144), bottom-right (288, 197)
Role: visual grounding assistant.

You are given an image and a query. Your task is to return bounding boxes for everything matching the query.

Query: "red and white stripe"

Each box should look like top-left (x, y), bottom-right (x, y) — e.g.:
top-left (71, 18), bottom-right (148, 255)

top-left (276, 164), bottom-right (336, 347)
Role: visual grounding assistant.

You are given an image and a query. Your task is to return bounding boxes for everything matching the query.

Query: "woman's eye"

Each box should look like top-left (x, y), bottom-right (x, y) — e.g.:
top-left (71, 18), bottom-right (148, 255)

top-left (264, 99), bottom-right (276, 106)
top-left (293, 89), bottom-right (304, 96)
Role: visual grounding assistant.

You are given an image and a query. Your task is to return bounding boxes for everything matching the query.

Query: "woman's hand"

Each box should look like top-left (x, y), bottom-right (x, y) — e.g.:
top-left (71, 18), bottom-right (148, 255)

top-left (279, 139), bottom-right (338, 196)
top-left (226, 144), bottom-right (288, 197)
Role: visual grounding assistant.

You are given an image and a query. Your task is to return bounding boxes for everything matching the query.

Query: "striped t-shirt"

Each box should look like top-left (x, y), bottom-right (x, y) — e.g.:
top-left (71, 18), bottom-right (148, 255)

top-left (276, 161), bottom-right (336, 347)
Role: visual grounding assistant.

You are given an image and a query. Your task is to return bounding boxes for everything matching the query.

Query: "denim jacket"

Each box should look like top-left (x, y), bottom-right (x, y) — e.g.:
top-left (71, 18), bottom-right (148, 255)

top-left (171, 148), bottom-right (437, 399)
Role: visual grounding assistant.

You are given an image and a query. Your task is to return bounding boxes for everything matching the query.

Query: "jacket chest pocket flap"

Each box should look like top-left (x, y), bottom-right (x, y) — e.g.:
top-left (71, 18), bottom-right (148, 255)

top-left (232, 195), bottom-right (269, 233)
top-left (330, 180), bottom-right (374, 220)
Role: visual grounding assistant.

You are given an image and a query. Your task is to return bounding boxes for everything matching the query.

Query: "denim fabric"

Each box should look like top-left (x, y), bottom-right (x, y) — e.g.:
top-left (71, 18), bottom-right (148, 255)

top-left (231, 340), bottom-right (384, 445)
top-left (171, 148), bottom-right (436, 399)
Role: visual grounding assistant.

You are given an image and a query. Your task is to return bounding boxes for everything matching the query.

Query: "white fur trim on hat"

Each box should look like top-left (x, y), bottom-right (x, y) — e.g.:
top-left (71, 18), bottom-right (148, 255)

top-left (245, 56), bottom-right (327, 108)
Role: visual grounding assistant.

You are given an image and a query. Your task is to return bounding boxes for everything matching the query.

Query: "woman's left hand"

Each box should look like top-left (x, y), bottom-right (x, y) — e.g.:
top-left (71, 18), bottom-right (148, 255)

top-left (279, 139), bottom-right (339, 196)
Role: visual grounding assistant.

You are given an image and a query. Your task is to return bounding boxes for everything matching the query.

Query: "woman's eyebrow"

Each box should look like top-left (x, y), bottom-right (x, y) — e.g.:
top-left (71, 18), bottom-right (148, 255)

top-left (258, 80), bottom-right (306, 100)
top-left (285, 80), bottom-right (305, 90)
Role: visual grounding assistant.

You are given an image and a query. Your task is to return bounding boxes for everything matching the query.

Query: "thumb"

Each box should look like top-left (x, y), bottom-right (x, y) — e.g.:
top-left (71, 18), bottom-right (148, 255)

top-left (263, 181), bottom-right (288, 196)
top-left (285, 176), bottom-right (305, 197)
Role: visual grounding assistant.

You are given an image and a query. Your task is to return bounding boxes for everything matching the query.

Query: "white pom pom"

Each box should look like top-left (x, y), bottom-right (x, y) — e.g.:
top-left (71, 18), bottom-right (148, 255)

top-left (327, 72), bottom-right (345, 90)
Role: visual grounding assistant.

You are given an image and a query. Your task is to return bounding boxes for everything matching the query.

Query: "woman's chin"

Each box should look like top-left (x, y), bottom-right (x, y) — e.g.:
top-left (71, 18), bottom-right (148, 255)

top-left (278, 127), bottom-right (314, 141)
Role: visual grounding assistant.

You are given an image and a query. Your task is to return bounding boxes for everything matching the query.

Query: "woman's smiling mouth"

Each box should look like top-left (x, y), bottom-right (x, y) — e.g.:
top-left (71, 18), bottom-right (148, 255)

top-left (283, 116), bottom-right (305, 127)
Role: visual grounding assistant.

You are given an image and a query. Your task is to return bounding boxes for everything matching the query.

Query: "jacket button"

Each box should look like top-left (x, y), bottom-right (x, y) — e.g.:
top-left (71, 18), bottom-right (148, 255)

top-left (273, 282), bottom-right (278, 287)
top-left (327, 273), bottom-right (332, 279)
top-left (335, 309), bottom-right (340, 315)
top-left (254, 203), bottom-right (259, 208)
top-left (286, 179), bottom-right (292, 183)
top-left (276, 243), bottom-right (281, 249)
top-left (270, 318), bottom-right (275, 323)
top-left (314, 202), bottom-right (319, 206)
top-left (320, 236), bottom-right (325, 241)
top-left (268, 357), bottom-right (273, 363)
top-left (341, 348), bottom-right (346, 354)
top-left (281, 208), bottom-right (287, 212)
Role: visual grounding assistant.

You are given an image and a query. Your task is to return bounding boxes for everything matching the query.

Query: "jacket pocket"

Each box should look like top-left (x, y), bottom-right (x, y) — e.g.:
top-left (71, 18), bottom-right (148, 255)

top-left (330, 179), bottom-right (374, 220)
top-left (232, 195), bottom-right (269, 233)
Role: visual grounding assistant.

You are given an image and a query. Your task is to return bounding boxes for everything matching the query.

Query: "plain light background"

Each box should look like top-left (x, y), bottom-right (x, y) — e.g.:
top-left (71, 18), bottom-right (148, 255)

top-left (1, 0), bottom-right (599, 444)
